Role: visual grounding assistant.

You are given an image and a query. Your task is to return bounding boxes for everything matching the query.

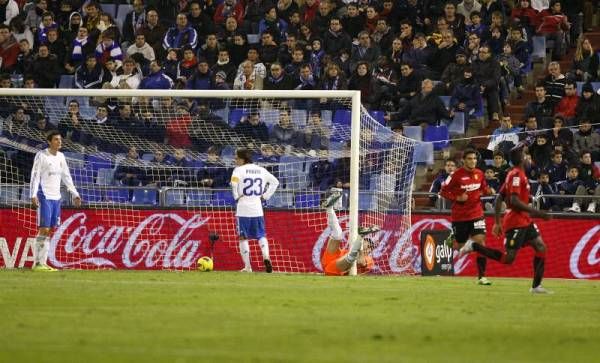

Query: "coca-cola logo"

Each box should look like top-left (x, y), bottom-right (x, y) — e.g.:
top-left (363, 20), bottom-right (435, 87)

top-left (49, 212), bottom-right (209, 269)
top-left (570, 225), bottom-right (600, 279)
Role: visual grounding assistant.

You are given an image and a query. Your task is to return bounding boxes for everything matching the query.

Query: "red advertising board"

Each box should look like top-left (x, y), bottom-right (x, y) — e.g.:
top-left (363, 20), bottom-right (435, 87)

top-left (0, 209), bottom-right (598, 279)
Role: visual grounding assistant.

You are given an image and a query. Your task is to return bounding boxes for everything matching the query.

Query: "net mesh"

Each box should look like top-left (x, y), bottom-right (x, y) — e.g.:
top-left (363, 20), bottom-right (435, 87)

top-left (0, 90), bottom-right (417, 273)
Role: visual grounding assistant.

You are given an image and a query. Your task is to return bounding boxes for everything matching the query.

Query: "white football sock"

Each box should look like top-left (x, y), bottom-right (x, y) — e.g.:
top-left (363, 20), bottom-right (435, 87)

top-left (34, 235), bottom-right (48, 265)
top-left (344, 236), bottom-right (363, 264)
top-left (258, 237), bottom-right (270, 260)
top-left (326, 207), bottom-right (343, 240)
top-left (239, 240), bottom-right (251, 269)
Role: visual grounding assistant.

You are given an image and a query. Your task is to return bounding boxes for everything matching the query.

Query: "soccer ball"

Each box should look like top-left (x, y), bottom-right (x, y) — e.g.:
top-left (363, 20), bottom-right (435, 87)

top-left (197, 256), bottom-right (214, 272)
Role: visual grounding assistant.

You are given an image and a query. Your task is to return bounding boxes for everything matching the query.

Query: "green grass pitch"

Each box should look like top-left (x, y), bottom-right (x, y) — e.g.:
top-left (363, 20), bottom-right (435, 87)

top-left (1, 271), bottom-right (598, 363)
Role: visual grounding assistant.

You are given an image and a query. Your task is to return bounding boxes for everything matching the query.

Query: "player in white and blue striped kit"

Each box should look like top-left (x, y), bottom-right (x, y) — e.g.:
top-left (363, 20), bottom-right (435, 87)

top-left (231, 148), bottom-right (280, 273)
top-left (29, 130), bottom-right (81, 271)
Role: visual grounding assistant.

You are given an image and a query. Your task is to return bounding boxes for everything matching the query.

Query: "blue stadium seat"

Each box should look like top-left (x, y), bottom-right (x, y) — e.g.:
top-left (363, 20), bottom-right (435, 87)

top-left (79, 105), bottom-right (96, 119)
top-left (187, 190), bottom-right (213, 206)
top-left (100, 3), bottom-right (117, 17)
top-left (413, 142), bottom-right (434, 165)
top-left (260, 109), bottom-right (280, 128)
top-left (212, 190), bottom-right (235, 206)
top-left (279, 155), bottom-right (304, 172)
top-left (71, 168), bottom-right (93, 186)
top-left (229, 108), bottom-right (249, 127)
top-left (116, 4), bottom-right (133, 33)
top-left (81, 189), bottom-right (103, 203)
top-left (0, 186), bottom-right (20, 202)
top-left (85, 154), bottom-right (112, 172)
top-left (333, 110), bottom-right (352, 126)
top-left (291, 109), bottom-right (307, 126)
top-left (131, 189), bottom-right (158, 205)
top-left (105, 188), bottom-right (130, 203)
top-left (531, 36), bottom-right (546, 61)
top-left (247, 34), bottom-right (260, 44)
top-left (424, 125), bottom-right (450, 150)
top-left (448, 112), bottom-right (465, 135)
top-left (59, 75), bottom-right (74, 89)
top-left (266, 192), bottom-right (294, 208)
top-left (403, 126), bottom-right (422, 141)
top-left (213, 108), bottom-right (229, 122)
top-left (295, 193), bottom-right (320, 208)
top-left (141, 153), bottom-right (154, 161)
top-left (359, 192), bottom-right (375, 210)
top-left (165, 190), bottom-right (185, 206)
top-left (63, 151), bottom-right (85, 168)
top-left (369, 110), bottom-right (386, 125)
top-left (320, 110), bottom-right (333, 126)
top-left (576, 81), bottom-right (600, 95)
top-left (95, 168), bottom-right (114, 185)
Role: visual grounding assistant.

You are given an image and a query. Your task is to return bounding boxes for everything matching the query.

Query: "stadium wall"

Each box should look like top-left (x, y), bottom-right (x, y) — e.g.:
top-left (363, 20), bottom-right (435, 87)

top-left (0, 209), bottom-right (598, 279)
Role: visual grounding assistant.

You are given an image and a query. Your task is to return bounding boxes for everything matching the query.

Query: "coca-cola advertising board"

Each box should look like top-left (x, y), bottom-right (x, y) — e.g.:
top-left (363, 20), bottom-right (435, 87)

top-left (0, 208), bottom-right (598, 279)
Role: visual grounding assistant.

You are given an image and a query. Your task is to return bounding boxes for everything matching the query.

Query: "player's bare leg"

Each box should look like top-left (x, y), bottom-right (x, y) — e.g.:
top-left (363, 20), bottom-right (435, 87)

top-left (32, 227), bottom-right (56, 272)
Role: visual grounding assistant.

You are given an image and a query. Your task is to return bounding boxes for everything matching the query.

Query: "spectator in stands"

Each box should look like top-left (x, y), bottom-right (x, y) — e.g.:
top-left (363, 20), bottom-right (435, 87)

top-left (573, 150), bottom-right (600, 212)
top-left (323, 17), bottom-right (352, 58)
top-left (139, 59), bottom-right (173, 89)
top-left (520, 115), bottom-right (542, 146)
top-left (450, 67), bottom-right (480, 117)
top-left (373, 56), bottom-right (399, 110)
top-left (139, 9), bottom-right (167, 60)
top-left (197, 33), bottom-right (219, 66)
top-left (491, 150), bottom-right (510, 182)
top-left (258, 6), bottom-right (288, 43)
top-left (162, 48), bottom-right (179, 81)
top-left (465, 32), bottom-right (481, 62)
top-left (537, 0), bottom-right (570, 61)
top-left (58, 99), bottom-right (88, 144)
top-left (37, 11), bottom-right (58, 46)
top-left (350, 31), bottom-right (380, 72)
top-left (74, 54), bottom-right (104, 89)
top-left (573, 119), bottom-right (600, 161)
top-left (429, 30), bottom-right (459, 80)
top-left (15, 39), bottom-right (34, 76)
top-left (458, 0), bottom-right (482, 23)
top-left (233, 60), bottom-right (263, 90)
top-left (115, 146), bottom-right (146, 187)
top-left (213, 0), bottom-right (245, 27)
top-left (570, 36), bottom-right (598, 82)
top-left (497, 42), bottom-right (521, 108)
top-left (0, 24), bottom-right (19, 72)
top-left (387, 78), bottom-right (453, 128)
top-left (185, 58), bottom-right (212, 90)
top-left (122, 0), bottom-right (146, 47)
top-left (127, 33), bottom-right (155, 63)
top-left (442, 2), bottom-right (466, 43)
top-left (319, 62), bottom-right (347, 93)
top-left (559, 165), bottom-right (584, 211)
top-left (95, 31), bottom-right (123, 69)
top-left (4, 106), bottom-right (29, 140)
top-left (176, 46), bottom-right (198, 86)
top-left (484, 166), bottom-right (501, 197)
top-left (440, 49), bottom-right (469, 95)
top-left (108, 58), bottom-right (142, 89)
top-left (211, 48), bottom-right (236, 86)
top-left (113, 103), bottom-right (141, 134)
top-left (507, 26), bottom-right (530, 94)
top-left (234, 111), bottom-right (269, 142)
top-left (165, 103), bottom-right (193, 148)
top-left (163, 12), bottom-right (198, 51)
top-left (397, 20), bottom-right (414, 50)
top-left (532, 170), bottom-right (559, 211)
top-left (341, 2), bottom-right (364, 40)
top-left (309, 149), bottom-right (334, 191)
top-left (547, 150), bottom-right (568, 184)
top-left (480, 0), bottom-right (503, 25)
top-left (284, 47), bottom-right (305, 79)
top-left (554, 80), bottom-right (578, 125)
top-left (270, 109), bottom-right (296, 146)
top-left (219, 16), bottom-right (239, 44)
top-left (543, 61), bottom-right (567, 107)
top-left (264, 62), bottom-right (294, 90)
top-left (83, 2), bottom-right (101, 42)
top-left (197, 146), bottom-right (227, 188)
top-left (10, 16), bottom-right (33, 50)
top-left (259, 31), bottom-right (279, 66)
top-left (295, 112), bottom-right (329, 151)
top-left (510, 0), bottom-right (538, 36)
top-left (429, 159), bottom-right (457, 206)
top-left (29, 43), bottom-right (61, 88)
top-left (60, 11), bottom-right (81, 46)
top-left (348, 61), bottom-right (380, 109)
top-left (187, 1), bottom-right (213, 43)
top-left (530, 133), bottom-right (553, 169)
top-left (0, 0), bottom-right (18, 26)
top-left (466, 11), bottom-right (487, 38)
top-left (473, 44), bottom-right (501, 122)
top-left (547, 114), bottom-right (575, 156)
top-left (487, 115), bottom-right (520, 158)
top-left (236, 47), bottom-right (266, 79)
top-left (65, 26), bottom-right (94, 73)
top-left (575, 83), bottom-right (600, 124)
top-left (24, 0), bottom-right (47, 32)
top-left (524, 82), bottom-right (554, 129)
top-left (295, 63), bottom-right (317, 91)
top-left (45, 28), bottom-right (66, 67)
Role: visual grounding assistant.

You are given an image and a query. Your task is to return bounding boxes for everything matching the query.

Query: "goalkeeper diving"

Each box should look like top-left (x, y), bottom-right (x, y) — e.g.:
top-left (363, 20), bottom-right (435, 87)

top-left (320, 188), bottom-right (379, 276)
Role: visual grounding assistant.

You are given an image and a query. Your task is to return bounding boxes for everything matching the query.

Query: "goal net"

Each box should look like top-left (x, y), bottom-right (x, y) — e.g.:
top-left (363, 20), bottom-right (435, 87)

top-left (0, 89), bottom-right (418, 273)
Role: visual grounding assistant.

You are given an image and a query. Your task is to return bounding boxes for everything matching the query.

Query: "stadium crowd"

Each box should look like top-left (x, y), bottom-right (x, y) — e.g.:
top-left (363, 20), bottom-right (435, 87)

top-left (0, 0), bottom-right (598, 211)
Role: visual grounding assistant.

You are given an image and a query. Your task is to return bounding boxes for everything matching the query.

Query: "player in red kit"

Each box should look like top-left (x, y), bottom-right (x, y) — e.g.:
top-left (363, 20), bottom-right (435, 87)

top-left (461, 147), bottom-right (552, 294)
top-left (439, 149), bottom-right (493, 285)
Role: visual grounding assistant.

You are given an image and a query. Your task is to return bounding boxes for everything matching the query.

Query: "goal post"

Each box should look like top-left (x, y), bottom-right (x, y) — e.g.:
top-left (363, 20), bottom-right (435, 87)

top-left (0, 88), bottom-right (417, 273)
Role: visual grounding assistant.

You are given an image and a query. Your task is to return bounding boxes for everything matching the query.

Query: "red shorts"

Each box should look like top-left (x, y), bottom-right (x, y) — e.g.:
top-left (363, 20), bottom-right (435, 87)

top-left (321, 248), bottom-right (348, 276)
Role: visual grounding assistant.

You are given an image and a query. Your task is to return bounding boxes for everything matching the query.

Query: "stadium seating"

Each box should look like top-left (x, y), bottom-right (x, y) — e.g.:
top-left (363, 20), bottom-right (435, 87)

top-left (369, 110), bottom-right (386, 125)
top-left (95, 168), bottom-right (114, 185)
top-left (576, 81), bottom-right (600, 95)
top-left (186, 190), bottom-right (213, 206)
top-left (266, 191), bottom-right (294, 208)
top-left (531, 36), bottom-right (547, 61)
top-left (229, 108), bottom-right (249, 127)
top-left (0, 186), bottom-right (19, 202)
top-left (81, 188), bottom-right (103, 203)
top-left (165, 190), bottom-right (186, 206)
top-left (59, 75), bottom-right (74, 89)
top-left (213, 190), bottom-right (236, 206)
top-left (71, 168), bottom-right (93, 186)
top-left (333, 110), bottom-right (352, 126)
top-left (424, 125), bottom-right (450, 150)
top-left (447, 112), bottom-right (465, 135)
top-left (294, 193), bottom-right (320, 208)
top-left (403, 126), bottom-right (422, 141)
top-left (100, 3), bottom-right (117, 17)
top-left (260, 109), bottom-right (280, 128)
top-left (413, 142), bottom-right (434, 165)
top-left (291, 109), bottom-right (307, 126)
top-left (105, 188), bottom-right (130, 203)
top-left (131, 189), bottom-right (158, 205)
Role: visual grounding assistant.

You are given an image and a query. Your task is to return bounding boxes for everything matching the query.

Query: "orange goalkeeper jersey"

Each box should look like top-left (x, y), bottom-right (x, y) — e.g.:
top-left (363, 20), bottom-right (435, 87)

top-left (321, 248), bottom-right (348, 276)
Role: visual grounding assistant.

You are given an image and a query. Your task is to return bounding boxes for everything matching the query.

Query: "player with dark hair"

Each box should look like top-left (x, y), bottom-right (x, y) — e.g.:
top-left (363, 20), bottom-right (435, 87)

top-left (29, 130), bottom-right (82, 271)
top-left (461, 147), bottom-right (553, 293)
top-left (440, 148), bottom-right (493, 285)
top-left (320, 188), bottom-right (379, 276)
top-left (231, 148), bottom-right (279, 272)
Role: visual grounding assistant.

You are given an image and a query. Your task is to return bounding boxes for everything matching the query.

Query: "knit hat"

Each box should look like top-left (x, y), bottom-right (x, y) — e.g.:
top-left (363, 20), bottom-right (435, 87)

top-left (215, 71), bottom-right (227, 79)
top-left (582, 82), bottom-right (594, 93)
